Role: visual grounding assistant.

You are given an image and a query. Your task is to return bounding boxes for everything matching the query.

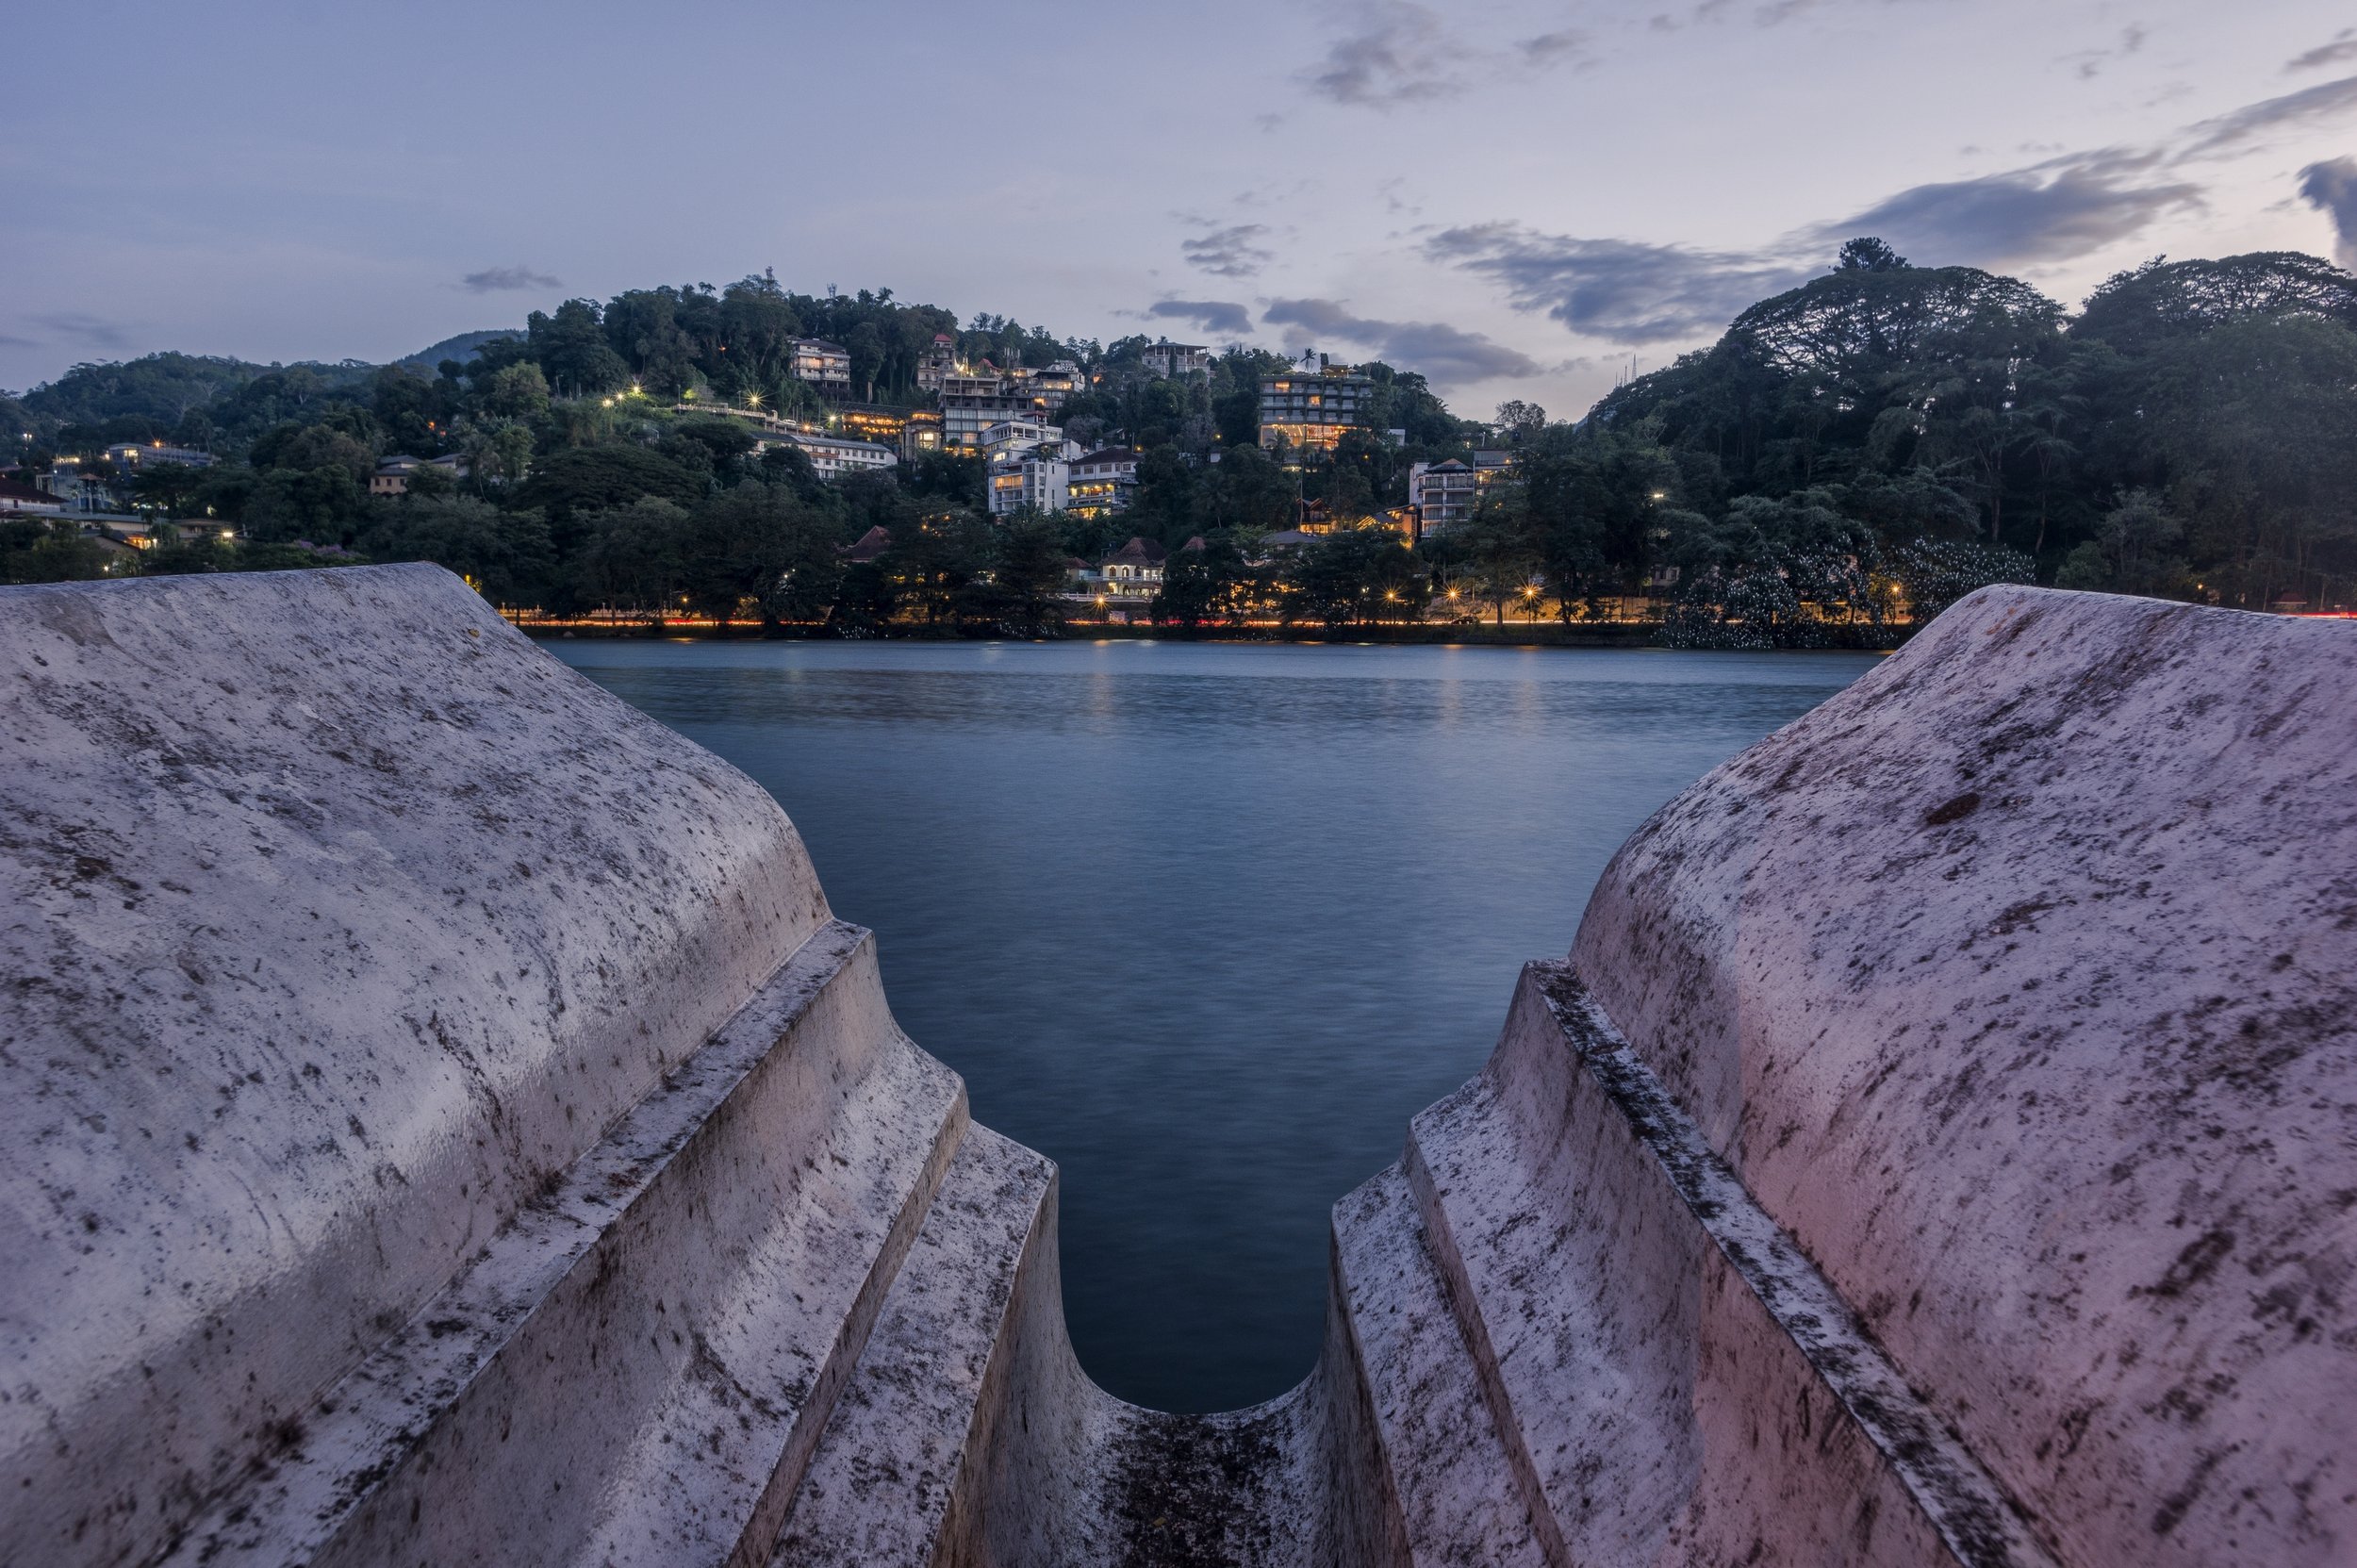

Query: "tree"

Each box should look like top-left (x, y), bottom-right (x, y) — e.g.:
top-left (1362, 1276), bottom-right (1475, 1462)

top-left (358, 496), bottom-right (554, 603)
top-left (525, 301), bottom-right (631, 396)
top-left (993, 515), bottom-right (1071, 636)
top-left (2055, 490), bottom-right (2188, 600)
top-left (672, 482), bottom-right (844, 629)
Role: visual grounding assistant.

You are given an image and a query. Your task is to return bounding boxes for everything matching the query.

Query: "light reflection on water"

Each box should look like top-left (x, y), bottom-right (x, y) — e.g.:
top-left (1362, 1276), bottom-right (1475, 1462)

top-left (549, 637), bottom-right (1875, 1411)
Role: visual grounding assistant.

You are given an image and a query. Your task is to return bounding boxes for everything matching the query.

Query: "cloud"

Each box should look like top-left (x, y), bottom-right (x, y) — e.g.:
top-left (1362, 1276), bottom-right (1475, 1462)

top-left (1431, 145), bottom-right (2199, 349)
top-left (2287, 30), bottom-right (2357, 73)
top-left (1518, 28), bottom-right (1589, 67)
top-left (2299, 157), bottom-right (2357, 268)
top-left (1181, 224), bottom-right (1276, 278)
top-left (460, 265), bottom-right (561, 293)
top-left (1145, 299), bottom-right (1255, 338)
top-left (1425, 223), bottom-right (1811, 344)
top-left (1261, 298), bottom-right (1542, 385)
top-left (1300, 2), bottom-right (1589, 108)
top-left (2178, 74), bottom-right (2357, 157)
top-left (2063, 24), bottom-right (2146, 81)
top-left (1813, 151), bottom-right (2202, 268)
top-left (1302, 2), bottom-right (1459, 107)
top-left (30, 313), bottom-right (133, 351)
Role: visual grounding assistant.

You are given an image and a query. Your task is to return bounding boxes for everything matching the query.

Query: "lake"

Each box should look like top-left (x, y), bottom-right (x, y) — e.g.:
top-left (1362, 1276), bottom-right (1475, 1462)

top-left (549, 636), bottom-right (1876, 1411)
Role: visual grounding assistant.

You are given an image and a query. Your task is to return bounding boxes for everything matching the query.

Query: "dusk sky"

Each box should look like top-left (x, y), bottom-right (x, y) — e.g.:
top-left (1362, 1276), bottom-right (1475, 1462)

top-left (8, 0), bottom-right (2356, 420)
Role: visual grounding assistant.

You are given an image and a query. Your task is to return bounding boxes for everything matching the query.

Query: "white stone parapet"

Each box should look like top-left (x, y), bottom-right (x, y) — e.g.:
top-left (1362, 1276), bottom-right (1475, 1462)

top-left (2, 568), bottom-right (2349, 1565)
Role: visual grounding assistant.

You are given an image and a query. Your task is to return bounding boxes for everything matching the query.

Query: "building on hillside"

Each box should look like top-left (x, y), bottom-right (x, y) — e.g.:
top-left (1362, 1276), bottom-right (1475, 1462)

top-left (1141, 341), bottom-right (1211, 379)
top-left (899, 410), bottom-right (943, 459)
top-left (978, 420), bottom-right (1068, 460)
top-left (832, 405), bottom-right (909, 448)
top-left (939, 372), bottom-right (1037, 451)
top-left (370, 454), bottom-right (470, 498)
top-left (38, 461), bottom-right (123, 514)
top-left (1068, 449), bottom-right (1140, 519)
top-left (105, 442), bottom-right (215, 471)
top-left (1097, 536), bottom-right (1167, 616)
top-left (1409, 458), bottom-right (1477, 536)
top-left (915, 334), bottom-right (960, 392)
top-left (788, 338), bottom-right (855, 399)
top-left (939, 360), bottom-right (1081, 449)
top-left (0, 476), bottom-right (64, 514)
top-left (761, 430), bottom-right (898, 480)
top-left (1259, 353), bottom-right (1374, 454)
top-left (987, 443), bottom-right (1072, 516)
top-left (999, 360), bottom-right (1081, 413)
top-left (1472, 450), bottom-right (1514, 492)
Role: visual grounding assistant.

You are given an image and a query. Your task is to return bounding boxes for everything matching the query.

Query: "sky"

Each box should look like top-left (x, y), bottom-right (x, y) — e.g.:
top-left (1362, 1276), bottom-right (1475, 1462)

top-left (6, 0), bottom-right (2356, 421)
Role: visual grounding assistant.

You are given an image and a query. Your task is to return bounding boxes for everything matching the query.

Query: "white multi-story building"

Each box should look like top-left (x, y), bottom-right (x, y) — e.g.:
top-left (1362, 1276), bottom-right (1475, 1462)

top-left (986, 443), bottom-right (1071, 516)
top-left (762, 431), bottom-right (898, 480)
top-left (105, 442), bottom-right (215, 471)
top-left (1096, 536), bottom-right (1166, 609)
top-left (1409, 458), bottom-right (1478, 536)
top-left (999, 360), bottom-right (1080, 412)
top-left (979, 420), bottom-right (1067, 460)
top-left (1069, 448), bottom-right (1140, 519)
top-left (915, 334), bottom-right (960, 392)
top-left (788, 339), bottom-right (854, 399)
top-left (939, 362), bottom-right (1079, 448)
top-left (1260, 354), bottom-right (1375, 453)
top-left (1141, 341), bottom-right (1211, 378)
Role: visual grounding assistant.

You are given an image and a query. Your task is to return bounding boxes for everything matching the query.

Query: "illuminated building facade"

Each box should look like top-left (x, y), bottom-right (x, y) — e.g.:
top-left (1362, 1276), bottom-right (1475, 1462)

top-left (1069, 449), bottom-right (1139, 519)
top-left (899, 410), bottom-right (943, 459)
top-left (1258, 355), bottom-right (1374, 453)
top-left (987, 444), bottom-right (1071, 516)
top-left (787, 338), bottom-right (854, 399)
top-left (1409, 459), bottom-right (1477, 536)
top-left (915, 334), bottom-right (959, 392)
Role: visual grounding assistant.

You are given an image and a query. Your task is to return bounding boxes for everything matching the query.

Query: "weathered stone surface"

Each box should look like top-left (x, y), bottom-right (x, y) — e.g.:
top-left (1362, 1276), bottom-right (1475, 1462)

top-left (1574, 587), bottom-right (2357, 1567)
top-left (5, 570), bottom-right (2348, 1568)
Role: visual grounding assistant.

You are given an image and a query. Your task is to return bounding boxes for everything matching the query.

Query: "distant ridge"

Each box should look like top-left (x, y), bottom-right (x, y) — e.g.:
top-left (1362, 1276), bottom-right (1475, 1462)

top-left (397, 329), bottom-right (520, 372)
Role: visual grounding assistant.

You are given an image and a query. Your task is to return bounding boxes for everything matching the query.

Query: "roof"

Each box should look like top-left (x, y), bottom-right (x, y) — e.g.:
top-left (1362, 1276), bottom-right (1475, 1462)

top-left (1180, 536), bottom-right (1207, 553)
top-left (1076, 449), bottom-right (1138, 467)
top-left (1102, 536), bottom-right (1168, 568)
top-left (841, 525), bottom-right (893, 563)
top-left (0, 477), bottom-right (54, 503)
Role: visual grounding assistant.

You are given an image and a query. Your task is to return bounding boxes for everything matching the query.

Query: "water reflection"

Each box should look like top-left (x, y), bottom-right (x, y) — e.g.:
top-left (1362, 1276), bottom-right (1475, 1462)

top-left (552, 638), bottom-right (1873, 1411)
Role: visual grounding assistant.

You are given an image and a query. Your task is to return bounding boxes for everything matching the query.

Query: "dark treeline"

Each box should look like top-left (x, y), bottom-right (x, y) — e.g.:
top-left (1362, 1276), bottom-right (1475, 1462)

top-left (1501, 240), bottom-right (2357, 644)
top-left (7, 244), bottom-right (2354, 643)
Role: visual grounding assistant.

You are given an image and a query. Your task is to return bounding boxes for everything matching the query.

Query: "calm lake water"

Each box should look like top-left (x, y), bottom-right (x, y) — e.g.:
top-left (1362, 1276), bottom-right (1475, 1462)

top-left (550, 637), bottom-right (1875, 1411)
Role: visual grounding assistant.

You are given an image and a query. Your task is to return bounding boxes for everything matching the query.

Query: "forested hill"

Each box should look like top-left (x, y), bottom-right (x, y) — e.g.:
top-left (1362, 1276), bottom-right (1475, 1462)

top-left (1541, 242), bottom-right (2357, 620)
top-left (6, 247), bottom-right (2354, 638)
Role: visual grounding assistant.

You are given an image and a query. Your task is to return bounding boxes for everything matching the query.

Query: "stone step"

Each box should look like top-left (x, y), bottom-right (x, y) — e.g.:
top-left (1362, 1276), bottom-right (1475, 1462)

top-left (159, 924), bottom-right (968, 1568)
top-left (1404, 969), bottom-right (1697, 1566)
top-left (1329, 1164), bottom-right (1552, 1568)
top-left (770, 1124), bottom-right (1056, 1568)
top-left (1407, 963), bottom-right (2059, 1567)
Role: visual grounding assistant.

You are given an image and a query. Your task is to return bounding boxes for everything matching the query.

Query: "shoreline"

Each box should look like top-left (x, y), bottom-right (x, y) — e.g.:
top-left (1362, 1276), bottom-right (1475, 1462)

top-left (514, 619), bottom-right (1907, 650)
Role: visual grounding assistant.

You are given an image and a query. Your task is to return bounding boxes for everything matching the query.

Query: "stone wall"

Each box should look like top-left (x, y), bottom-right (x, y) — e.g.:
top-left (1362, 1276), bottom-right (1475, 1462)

top-left (2, 567), bottom-right (2347, 1566)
